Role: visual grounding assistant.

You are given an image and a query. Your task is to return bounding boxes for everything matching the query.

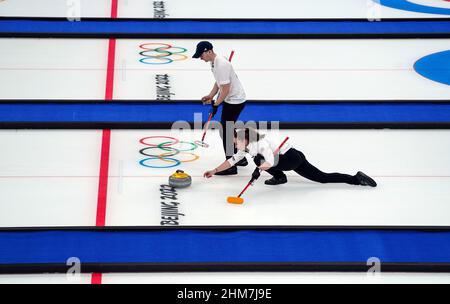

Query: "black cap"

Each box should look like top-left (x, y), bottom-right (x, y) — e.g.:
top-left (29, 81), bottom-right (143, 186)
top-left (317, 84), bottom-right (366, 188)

top-left (192, 41), bottom-right (213, 58)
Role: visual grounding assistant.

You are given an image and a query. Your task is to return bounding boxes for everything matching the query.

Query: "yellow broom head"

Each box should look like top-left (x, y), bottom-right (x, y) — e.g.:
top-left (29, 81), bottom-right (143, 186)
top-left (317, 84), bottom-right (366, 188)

top-left (227, 196), bottom-right (244, 204)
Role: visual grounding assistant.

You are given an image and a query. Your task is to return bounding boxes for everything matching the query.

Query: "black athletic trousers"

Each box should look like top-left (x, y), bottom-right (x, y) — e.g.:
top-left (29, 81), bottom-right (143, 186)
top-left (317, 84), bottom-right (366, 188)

top-left (219, 101), bottom-right (246, 159)
top-left (254, 148), bottom-right (359, 185)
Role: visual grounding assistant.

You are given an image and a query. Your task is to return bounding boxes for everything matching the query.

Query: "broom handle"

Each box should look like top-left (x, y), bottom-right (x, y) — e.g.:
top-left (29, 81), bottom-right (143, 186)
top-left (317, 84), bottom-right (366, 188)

top-left (201, 113), bottom-right (213, 141)
top-left (273, 137), bottom-right (289, 155)
top-left (228, 50), bottom-right (235, 62)
top-left (237, 136), bottom-right (289, 198)
top-left (238, 182), bottom-right (253, 198)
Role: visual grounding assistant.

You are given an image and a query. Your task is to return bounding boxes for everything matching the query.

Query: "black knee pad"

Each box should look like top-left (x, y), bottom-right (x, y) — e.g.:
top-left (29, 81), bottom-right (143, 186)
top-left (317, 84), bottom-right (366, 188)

top-left (253, 154), bottom-right (264, 166)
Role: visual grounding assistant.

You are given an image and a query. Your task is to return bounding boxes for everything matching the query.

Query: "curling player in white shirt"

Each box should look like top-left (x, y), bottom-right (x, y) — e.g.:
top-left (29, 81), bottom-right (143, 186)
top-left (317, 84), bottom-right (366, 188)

top-left (204, 128), bottom-right (377, 187)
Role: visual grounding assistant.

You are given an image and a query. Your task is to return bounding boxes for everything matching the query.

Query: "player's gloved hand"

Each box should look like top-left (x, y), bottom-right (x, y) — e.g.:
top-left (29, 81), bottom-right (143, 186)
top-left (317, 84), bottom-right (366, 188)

top-left (211, 102), bottom-right (219, 118)
top-left (251, 167), bottom-right (261, 181)
top-left (201, 96), bottom-right (213, 104)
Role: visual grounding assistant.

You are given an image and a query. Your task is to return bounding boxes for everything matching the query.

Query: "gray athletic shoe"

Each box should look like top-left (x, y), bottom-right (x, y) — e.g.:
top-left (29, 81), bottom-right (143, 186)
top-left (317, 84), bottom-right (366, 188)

top-left (356, 171), bottom-right (377, 187)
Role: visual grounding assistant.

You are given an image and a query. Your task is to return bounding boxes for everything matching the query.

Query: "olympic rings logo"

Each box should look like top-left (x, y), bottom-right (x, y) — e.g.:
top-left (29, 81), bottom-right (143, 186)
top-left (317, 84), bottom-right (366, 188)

top-left (138, 136), bottom-right (200, 169)
top-left (138, 43), bottom-right (188, 65)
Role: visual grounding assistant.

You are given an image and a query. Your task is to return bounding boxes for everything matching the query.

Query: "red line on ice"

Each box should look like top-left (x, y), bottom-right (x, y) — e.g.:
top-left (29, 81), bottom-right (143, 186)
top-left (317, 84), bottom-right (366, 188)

top-left (91, 0), bottom-right (118, 285)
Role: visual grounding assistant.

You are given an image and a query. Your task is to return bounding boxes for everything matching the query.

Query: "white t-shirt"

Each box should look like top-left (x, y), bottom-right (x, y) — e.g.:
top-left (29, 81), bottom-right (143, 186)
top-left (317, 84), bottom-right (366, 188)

top-left (211, 55), bottom-right (246, 105)
top-left (228, 135), bottom-right (292, 167)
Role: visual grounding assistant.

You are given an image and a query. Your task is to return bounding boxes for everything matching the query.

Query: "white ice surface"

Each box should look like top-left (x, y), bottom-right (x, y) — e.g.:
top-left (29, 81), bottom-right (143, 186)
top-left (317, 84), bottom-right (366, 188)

top-left (0, 0), bottom-right (111, 18)
top-left (114, 39), bottom-right (450, 100)
top-left (1, 272), bottom-right (450, 284)
top-left (0, 39), bottom-right (108, 99)
top-left (1, 0), bottom-right (449, 18)
top-left (0, 130), bottom-right (102, 227)
top-left (1, 129), bottom-right (449, 227)
top-left (1, 38), bottom-right (449, 100)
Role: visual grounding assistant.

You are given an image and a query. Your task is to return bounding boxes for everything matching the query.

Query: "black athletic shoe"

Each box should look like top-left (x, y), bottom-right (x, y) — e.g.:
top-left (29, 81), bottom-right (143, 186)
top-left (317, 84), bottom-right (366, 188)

top-left (235, 158), bottom-right (248, 167)
top-left (356, 171), bottom-right (377, 187)
top-left (215, 166), bottom-right (238, 176)
top-left (264, 176), bottom-right (288, 185)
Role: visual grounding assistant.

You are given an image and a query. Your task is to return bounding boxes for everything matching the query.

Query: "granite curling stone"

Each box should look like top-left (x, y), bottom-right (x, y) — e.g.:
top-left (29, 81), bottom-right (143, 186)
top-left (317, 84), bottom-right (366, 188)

top-left (168, 170), bottom-right (192, 188)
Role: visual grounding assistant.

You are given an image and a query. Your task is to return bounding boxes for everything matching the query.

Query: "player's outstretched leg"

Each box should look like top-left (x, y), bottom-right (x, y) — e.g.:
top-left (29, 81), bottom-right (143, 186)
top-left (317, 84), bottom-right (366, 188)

top-left (294, 158), bottom-right (377, 187)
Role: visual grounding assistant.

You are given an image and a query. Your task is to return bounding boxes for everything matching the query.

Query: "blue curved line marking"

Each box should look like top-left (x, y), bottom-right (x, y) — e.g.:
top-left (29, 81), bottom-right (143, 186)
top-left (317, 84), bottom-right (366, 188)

top-left (376, 0), bottom-right (450, 15)
top-left (139, 157), bottom-right (181, 168)
top-left (414, 50), bottom-right (450, 86)
top-left (139, 57), bottom-right (173, 65)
